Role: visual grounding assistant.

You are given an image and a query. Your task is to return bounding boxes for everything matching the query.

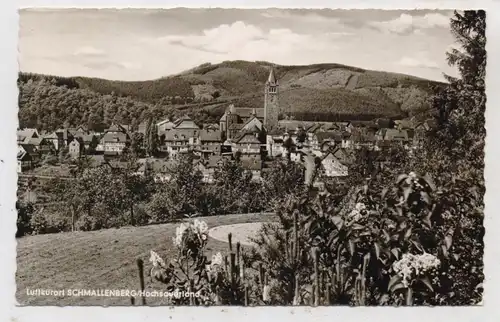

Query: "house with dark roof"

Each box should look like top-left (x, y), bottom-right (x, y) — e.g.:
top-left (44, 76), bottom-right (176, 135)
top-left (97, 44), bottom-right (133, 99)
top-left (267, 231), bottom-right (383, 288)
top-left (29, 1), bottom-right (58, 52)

top-left (17, 128), bottom-right (39, 144)
top-left (157, 118), bottom-right (176, 133)
top-left (162, 131), bottom-right (190, 157)
top-left (196, 130), bottom-right (223, 159)
top-left (160, 116), bottom-right (201, 156)
top-left (68, 138), bottom-right (83, 158)
top-left (17, 145), bottom-right (33, 173)
top-left (241, 159), bottom-right (263, 181)
top-left (232, 131), bottom-right (262, 159)
top-left (97, 123), bottom-right (130, 155)
top-left (196, 155), bottom-right (226, 183)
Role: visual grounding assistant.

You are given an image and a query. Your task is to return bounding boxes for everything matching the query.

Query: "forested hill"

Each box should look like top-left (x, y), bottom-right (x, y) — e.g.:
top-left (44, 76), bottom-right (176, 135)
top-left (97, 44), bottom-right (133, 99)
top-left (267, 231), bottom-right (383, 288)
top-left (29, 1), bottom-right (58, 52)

top-left (18, 60), bottom-right (445, 131)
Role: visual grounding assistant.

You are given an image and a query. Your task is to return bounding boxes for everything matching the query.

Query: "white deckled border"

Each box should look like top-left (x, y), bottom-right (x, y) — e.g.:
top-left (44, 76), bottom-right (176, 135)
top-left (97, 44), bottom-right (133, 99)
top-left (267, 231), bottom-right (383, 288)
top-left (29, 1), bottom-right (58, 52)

top-left (1, 1), bottom-right (499, 322)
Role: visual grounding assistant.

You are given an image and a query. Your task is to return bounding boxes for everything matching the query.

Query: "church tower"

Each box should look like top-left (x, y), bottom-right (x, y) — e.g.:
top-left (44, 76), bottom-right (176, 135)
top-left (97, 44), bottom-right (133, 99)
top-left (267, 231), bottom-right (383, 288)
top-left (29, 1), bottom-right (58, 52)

top-left (264, 67), bottom-right (279, 131)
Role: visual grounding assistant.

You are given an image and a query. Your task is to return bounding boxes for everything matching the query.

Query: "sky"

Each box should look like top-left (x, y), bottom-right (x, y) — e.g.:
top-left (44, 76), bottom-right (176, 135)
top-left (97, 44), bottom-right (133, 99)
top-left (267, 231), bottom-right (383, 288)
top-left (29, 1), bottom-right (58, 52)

top-left (18, 8), bottom-right (460, 82)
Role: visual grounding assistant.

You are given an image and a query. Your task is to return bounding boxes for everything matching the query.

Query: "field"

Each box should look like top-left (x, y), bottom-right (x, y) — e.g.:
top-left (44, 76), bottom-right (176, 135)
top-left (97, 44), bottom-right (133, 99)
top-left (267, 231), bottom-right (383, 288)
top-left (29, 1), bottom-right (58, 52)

top-left (16, 213), bottom-right (275, 306)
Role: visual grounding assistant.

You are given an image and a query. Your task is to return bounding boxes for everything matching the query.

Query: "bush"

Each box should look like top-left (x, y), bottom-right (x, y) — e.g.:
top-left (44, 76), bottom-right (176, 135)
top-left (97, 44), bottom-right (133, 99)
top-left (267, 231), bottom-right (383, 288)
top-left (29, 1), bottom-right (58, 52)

top-left (16, 201), bottom-right (35, 237)
top-left (30, 209), bottom-right (71, 235)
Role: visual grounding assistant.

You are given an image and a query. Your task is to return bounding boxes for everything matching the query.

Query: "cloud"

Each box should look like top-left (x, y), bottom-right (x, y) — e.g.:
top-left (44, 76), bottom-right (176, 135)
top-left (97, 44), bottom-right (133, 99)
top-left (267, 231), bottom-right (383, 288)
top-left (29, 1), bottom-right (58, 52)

top-left (73, 46), bottom-right (107, 57)
top-left (396, 56), bottom-right (440, 69)
top-left (370, 13), bottom-right (451, 34)
top-left (147, 21), bottom-right (338, 63)
top-left (19, 9), bottom-right (457, 82)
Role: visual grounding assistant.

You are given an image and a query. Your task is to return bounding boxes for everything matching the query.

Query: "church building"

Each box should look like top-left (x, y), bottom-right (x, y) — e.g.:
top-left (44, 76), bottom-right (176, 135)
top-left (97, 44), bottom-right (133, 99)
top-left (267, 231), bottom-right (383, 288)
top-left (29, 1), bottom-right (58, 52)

top-left (219, 67), bottom-right (280, 140)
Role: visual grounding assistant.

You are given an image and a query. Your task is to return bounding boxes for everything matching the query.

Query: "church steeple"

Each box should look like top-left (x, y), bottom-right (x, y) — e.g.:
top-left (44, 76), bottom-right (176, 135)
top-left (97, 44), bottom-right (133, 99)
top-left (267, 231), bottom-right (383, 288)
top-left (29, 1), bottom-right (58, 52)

top-left (264, 66), bottom-right (279, 131)
top-left (267, 67), bottom-right (278, 85)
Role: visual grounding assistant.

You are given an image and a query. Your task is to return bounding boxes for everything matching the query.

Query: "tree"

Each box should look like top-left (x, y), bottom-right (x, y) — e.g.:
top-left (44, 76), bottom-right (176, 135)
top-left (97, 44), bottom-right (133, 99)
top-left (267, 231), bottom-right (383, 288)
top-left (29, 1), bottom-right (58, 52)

top-left (147, 154), bottom-right (204, 221)
top-left (417, 10), bottom-right (486, 305)
top-left (424, 10), bottom-right (486, 187)
top-left (261, 159), bottom-right (305, 209)
top-left (210, 159), bottom-right (259, 214)
top-left (145, 116), bottom-right (160, 157)
top-left (296, 129), bottom-right (307, 143)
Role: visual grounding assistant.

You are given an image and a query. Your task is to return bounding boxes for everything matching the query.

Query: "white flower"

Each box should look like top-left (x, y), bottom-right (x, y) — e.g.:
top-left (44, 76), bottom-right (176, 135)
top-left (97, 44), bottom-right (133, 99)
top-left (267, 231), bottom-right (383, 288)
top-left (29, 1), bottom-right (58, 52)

top-left (173, 223), bottom-right (189, 247)
top-left (206, 252), bottom-right (223, 276)
top-left (193, 219), bottom-right (209, 236)
top-left (346, 203), bottom-right (368, 225)
top-left (393, 253), bottom-right (440, 287)
top-left (355, 202), bottom-right (367, 212)
top-left (211, 252), bottom-right (223, 266)
top-left (149, 250), bottom-right (165, 268)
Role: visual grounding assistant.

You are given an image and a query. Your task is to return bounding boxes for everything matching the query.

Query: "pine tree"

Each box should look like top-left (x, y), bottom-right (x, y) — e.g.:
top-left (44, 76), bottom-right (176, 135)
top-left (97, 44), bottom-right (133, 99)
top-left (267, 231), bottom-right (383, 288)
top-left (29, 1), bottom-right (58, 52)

top-left (425, 10), bottom-right (486, 186)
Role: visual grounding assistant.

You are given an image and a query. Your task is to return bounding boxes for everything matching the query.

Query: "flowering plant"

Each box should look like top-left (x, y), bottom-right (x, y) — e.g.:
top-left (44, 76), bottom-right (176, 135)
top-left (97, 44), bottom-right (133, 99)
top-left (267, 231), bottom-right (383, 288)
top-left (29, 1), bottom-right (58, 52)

top-left (147, 219), bottom-right (249, 305)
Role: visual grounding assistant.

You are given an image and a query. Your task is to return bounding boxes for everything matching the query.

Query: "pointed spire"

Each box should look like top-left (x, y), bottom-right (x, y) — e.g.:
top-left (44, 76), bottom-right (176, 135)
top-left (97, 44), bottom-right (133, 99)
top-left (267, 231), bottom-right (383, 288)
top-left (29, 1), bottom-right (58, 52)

top-left (267, 67), bottom-right (277, 85)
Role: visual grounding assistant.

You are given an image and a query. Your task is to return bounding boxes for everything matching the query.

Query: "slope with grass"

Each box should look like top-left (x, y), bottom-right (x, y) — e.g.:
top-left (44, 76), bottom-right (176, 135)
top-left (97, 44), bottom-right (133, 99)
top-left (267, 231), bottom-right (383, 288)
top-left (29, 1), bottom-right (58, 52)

top-left (16, 213), bottom-right (275, 306)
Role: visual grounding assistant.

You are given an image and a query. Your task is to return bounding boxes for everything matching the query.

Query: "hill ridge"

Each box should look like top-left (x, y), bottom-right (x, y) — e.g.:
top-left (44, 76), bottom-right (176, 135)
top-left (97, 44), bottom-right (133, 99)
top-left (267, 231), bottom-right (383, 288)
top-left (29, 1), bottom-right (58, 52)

top-left (18, 60), bottom-right (444, 131)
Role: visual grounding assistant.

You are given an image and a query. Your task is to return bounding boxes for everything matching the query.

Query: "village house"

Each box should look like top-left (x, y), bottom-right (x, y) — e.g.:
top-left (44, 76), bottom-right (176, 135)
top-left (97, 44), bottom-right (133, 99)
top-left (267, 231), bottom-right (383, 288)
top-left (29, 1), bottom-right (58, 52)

top-left (232, 131), bottom-right (263, 160)
top-left (17, 128), bottom-right (40, 144)
top-left (196, 130), bottom-right (223, 159)
top-left (196, 155), bottom-right (225, 183)
top-left (54, 128), bottom-right (75, 150)
top-left (162, 132), bottom-right (191, 157)
top-left (241, 159), bottom-right (264, 182)
top-left (68, 138), bottom-right (83, 159)
top-left (320, 151), bottom-right (349, 177)
top-left (157, 118), bottom-right (176, 134)
top-left (266, 128), bottom-right (290, 157)
top-left (68, 126), bottom-right (97, 151)
top-left (17, 145), bottom-right (34, 173)
top-left (160, 115), bottom-right (201, 157)
top-left (96, 123), bottom-right (130, 155)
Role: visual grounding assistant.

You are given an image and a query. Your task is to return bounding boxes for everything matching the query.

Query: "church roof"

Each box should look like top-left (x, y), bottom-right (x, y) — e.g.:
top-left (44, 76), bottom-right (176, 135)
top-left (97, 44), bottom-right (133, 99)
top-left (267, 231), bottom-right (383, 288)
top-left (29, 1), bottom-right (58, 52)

top-left (267, 68), bottom-right (278, 85)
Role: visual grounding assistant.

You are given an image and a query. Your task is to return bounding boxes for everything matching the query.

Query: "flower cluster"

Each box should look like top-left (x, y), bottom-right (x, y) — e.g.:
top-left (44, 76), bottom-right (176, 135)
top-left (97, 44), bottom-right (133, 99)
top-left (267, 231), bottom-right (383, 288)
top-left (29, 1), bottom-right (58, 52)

top-left (173, 223), bottom-right (189, 247)
top-left (406, 171), bottom-right (424, 189)
top-left (149, 250), bottom-right (166, 268)
top-left (172, 219), bottom-right (209, 248)
top-left (193, 219), bottom-right (209, 237)
top-left (206, 252), bottom-right (223, 275)
top-left (393, 253), bottom-right (441, 287)
top-left (346, 202), bottom-right (368, 225)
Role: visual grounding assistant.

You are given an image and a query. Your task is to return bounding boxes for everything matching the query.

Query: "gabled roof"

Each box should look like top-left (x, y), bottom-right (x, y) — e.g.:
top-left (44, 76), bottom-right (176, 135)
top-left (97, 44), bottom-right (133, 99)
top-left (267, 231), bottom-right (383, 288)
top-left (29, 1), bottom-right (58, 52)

top-left (315, 131), bottom-right (342, 143)
top-left (200, 130), bottom-right (222, 142)
top-left (27, 137), bottom-right (46, 146)
top-left (234, 132), bottom-right (261, 144)
top-left (381, 129), bottom-right (409, 141)
top-left (100, 131), bottom-right (128, 143)
top-left (107, 123), bottom-right (127, 133)
top-left (306, 124), bottom-right (323, 133)
top-left (17, 128), bottom-right (39, 144)
top-left (43, 132), bottom-right (59, 139)
top-left (157, 118), bottom-right (172, 126)
top-left (207, 155), bottom-right (224, 168)
top-left (241, 115), bottom-right (263, 131)
top-left (173, 116), bottom-right (200, 130)
top-left (20, 143), bottom-right (36, 156)
top-left (224, 106), bottom-right (265, 120)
